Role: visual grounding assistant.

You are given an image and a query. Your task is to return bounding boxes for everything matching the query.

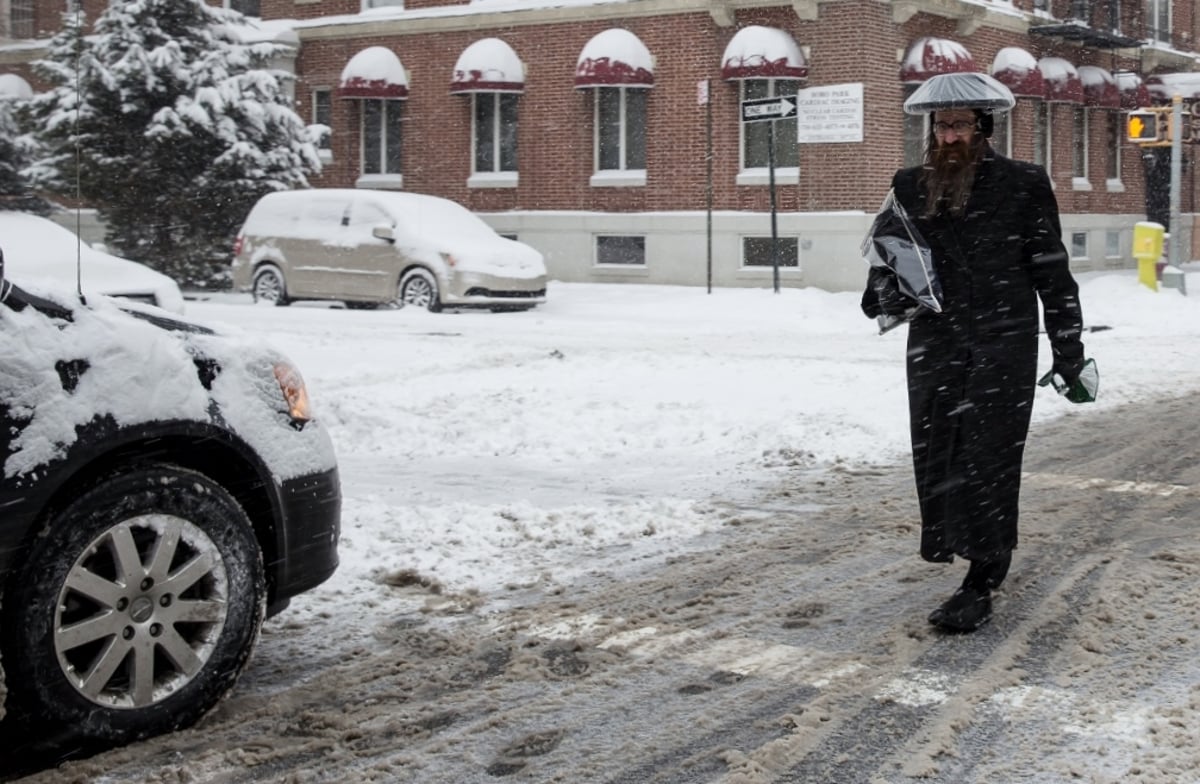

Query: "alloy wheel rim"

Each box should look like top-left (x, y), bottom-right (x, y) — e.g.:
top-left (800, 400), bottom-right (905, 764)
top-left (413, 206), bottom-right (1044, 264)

top-left (53, 514), bottom-right (229, 709)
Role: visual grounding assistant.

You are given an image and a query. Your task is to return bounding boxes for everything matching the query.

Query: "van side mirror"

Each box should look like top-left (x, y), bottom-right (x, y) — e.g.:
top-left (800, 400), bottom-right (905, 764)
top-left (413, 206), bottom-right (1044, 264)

top-left (372, 224), bottom-right (395, 243)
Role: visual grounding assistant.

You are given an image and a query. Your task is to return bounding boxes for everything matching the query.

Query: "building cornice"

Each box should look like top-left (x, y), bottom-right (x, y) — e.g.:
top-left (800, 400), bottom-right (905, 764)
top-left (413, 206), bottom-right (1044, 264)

top-left (299, 0), bottom-right (821, 39)
top-left (889, 0), bottom-right (1026, 37)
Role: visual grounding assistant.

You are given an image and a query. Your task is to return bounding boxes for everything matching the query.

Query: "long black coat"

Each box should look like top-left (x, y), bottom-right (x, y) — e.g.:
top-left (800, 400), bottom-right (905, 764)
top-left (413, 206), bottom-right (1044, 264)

top-left (863, 147), bottom-right (1084, 564)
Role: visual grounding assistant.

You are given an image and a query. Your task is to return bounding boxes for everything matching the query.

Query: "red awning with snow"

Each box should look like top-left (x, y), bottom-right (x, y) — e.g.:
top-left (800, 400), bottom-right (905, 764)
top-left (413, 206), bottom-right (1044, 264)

top-left (990, 47), bottom-right (1045, 98)
top-left (900, 37), bottom-right (974, 83)
top-left (1078, 66), bottom-right (1120, 108)
top-left (338, 46), bottom-right (408, 99)
top-left (1038, 57), bottom-right (1082, 103)
top-left (720, 26), bottom-right (807, 81)
top-left (1146, 72), bottom-right (1200, 102)
top-left (1115, 71), bottom-right (1152, 109)
top-left (575, 29), bottom-right (654, 88)
top-left (451, 38), bottom-right (525, 94)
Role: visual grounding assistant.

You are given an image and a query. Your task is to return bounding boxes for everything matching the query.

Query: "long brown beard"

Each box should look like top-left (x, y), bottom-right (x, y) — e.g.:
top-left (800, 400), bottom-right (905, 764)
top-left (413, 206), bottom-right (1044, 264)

top-left (920, 138), bottom-right (982, 218)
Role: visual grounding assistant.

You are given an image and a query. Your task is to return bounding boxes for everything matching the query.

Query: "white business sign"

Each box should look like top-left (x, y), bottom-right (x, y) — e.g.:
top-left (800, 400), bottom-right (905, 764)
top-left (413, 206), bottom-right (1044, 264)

top-left (796, 82), bottom-right (864, 144)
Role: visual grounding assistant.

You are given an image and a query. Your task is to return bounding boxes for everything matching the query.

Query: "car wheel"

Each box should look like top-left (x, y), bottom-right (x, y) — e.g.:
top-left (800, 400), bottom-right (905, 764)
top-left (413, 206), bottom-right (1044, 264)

top-left (399, 269), bottom-right (442, 312)
top-left (252, 265), bottom-right (290, 307)
top-left (0, 466), bottom-right (266, 744)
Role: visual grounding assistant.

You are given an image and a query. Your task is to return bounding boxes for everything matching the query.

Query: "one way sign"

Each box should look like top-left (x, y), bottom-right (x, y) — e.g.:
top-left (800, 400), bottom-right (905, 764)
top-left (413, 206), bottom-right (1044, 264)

top-left (741, 96), bottom-right (797, 123)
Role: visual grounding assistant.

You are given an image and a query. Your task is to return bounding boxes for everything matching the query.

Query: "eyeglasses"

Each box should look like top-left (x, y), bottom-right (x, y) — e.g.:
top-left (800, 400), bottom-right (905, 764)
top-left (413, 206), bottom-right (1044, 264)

top-left (933, 120), bottom-right (977, 136)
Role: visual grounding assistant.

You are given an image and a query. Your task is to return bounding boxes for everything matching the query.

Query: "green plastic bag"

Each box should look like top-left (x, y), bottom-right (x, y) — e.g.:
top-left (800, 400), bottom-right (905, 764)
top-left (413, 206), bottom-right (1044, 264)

top-left (1038, 358), bottom-right (1099, 404)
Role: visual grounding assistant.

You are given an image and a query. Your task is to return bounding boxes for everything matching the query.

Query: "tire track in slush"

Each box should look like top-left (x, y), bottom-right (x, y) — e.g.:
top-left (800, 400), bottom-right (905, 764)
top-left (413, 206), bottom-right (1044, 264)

top-left (705, 397), bottom-right (1200, 784)
top-left (7, 398), bottom-right (1198, 784)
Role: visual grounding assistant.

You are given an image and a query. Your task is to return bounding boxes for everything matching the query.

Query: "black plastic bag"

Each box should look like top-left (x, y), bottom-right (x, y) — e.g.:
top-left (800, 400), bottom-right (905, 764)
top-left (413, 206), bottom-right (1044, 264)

top-left (861, 189), bottom-right (942, 333)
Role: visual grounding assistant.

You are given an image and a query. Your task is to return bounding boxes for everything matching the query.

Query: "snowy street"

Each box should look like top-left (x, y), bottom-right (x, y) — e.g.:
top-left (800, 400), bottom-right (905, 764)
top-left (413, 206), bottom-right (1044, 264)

top-left (4, 275), bottom-right (1200, 783)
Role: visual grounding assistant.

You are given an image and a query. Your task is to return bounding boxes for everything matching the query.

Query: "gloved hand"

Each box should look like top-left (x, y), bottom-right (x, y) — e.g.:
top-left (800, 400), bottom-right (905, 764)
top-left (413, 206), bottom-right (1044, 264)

top-left (868, 268), bottom-right (913, 317)
top-left (1051, 356), bottom-right (1086, 386)
top-left (1039, 357), bottom-right (1098, 404)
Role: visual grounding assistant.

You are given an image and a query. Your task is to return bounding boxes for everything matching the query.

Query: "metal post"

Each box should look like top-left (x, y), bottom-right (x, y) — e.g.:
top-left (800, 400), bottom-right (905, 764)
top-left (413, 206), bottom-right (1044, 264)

top-left (768, 120), bottom-right (779, 293)
top-left (1170, 94), bottom-right (1183, 267)
top-left (706, 82), bottom-right (713, 294)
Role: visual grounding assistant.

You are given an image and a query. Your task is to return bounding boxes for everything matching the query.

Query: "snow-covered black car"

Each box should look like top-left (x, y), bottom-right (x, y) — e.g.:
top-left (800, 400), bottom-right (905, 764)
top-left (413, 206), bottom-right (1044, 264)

top-left (0, 254), bottom-right (340, 746)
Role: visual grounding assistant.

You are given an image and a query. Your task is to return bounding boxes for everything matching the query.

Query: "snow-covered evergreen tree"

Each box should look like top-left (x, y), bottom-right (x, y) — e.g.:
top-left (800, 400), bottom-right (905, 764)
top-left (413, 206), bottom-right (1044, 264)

top-left (0, 81), bottom-right (49, 214)
top-left (24, 1), bottom-right (320, 288)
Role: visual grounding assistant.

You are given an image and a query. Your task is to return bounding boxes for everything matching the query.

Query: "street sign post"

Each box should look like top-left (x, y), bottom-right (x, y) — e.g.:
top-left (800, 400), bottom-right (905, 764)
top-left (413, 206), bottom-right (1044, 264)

top-left (741, 95), bottom-right (797, 124)
top-left (740, 96), bottom-right (797, 293)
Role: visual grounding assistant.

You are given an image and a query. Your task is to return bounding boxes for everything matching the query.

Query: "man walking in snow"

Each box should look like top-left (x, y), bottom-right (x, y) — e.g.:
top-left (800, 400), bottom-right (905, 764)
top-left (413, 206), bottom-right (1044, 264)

top-left (861, 72), bottom-right (1088, 633)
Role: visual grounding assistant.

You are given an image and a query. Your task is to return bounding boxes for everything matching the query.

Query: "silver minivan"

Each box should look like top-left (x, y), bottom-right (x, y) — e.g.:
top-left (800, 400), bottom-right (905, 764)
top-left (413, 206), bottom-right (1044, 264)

top-left (231, 189), bottom-right (548, 311)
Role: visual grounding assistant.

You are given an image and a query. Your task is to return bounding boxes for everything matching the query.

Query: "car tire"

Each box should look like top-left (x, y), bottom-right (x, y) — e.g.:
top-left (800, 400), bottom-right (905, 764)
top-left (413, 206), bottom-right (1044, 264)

top-left (0, 466), bottom-right (266, 744)
top-left (252, 265), bottom-right (290, 307)
top-left (399, 269), bottom-right (443, 313)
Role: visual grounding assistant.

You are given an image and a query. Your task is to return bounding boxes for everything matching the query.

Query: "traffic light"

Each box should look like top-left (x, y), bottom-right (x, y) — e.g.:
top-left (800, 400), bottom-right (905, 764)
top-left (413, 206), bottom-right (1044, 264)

top-left (1127, 111), bottom-right (1162, 143)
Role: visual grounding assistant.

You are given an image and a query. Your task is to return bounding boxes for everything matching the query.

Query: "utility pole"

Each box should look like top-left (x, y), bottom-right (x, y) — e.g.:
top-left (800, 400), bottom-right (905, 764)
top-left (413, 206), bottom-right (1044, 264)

top-left (1170, 94), bottom-right (1182, 267)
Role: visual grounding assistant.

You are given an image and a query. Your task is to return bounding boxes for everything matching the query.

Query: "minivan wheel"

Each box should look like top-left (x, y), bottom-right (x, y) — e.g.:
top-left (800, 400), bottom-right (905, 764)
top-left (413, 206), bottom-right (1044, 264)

top-left (0, 466), bottom-right (266, 744)
top-left (399, 269), bottom-right (442, 312)
top-left (252, 265), bottom-right (290, 306)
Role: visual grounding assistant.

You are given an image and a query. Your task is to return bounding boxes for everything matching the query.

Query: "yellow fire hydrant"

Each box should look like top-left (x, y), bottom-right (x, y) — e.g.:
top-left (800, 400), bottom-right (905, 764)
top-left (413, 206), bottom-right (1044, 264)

top-left (1132, 221), bottom-right (1165, 291)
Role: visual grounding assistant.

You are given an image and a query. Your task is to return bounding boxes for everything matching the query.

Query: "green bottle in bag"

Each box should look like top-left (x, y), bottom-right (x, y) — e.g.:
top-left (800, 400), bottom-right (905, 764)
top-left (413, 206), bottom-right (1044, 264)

top-left (1038, 358), bottom-right (1099, 404)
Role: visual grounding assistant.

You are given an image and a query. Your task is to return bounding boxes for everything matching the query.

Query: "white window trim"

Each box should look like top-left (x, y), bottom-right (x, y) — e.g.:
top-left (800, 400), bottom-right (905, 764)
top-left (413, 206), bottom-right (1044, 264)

top-left (590, 170), bottom-right (646, 187)
top-left (312, 88), bottom-right (333, 164)
top-left (738, 79), bottom-right (800, 179)
top-left (737, 167), bottom-right (799, 186)
top-left (739, 235), bottom-right (801, 270)
top-left (995, 113), bottom-right (1013, 158)
top-left (1147, 0), bottom-right (1171, 42)
top-left (471, 93), bottom-right (518, 180)
top-left (1104, 231), bottom-right (1123, 259)
top-left (1069, 232), bottom-right (1089, 260)
top-left (1107, 110), bottom-right (1122, 187)
top-left (593, 235), bottom-right (648, 268)
top-left (359, 99), bottom-right (402, 179)
top-left (593, 86), bottom-right (645, 176)
top-left (356, 174), bottom-right (404, 190)
top-left (469, 172), bottom-right (519, 189)
top-left (1071, 107), bottom-right (1089, 187)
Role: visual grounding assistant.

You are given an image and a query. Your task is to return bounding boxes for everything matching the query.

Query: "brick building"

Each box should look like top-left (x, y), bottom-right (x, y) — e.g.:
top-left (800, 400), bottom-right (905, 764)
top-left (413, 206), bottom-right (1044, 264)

top-left (1, 0), bottom-right (1198, 291)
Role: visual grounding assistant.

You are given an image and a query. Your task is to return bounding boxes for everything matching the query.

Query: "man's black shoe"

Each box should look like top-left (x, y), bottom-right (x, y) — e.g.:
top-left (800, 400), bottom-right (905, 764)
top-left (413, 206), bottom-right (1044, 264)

top-left (928, 586), bottom-right (992, 633)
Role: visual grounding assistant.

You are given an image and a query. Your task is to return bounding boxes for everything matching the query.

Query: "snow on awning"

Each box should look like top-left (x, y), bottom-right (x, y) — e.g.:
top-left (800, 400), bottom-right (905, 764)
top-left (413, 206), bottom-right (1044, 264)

top-left (574, 29), bottom-right (654, 88)
top-left (451, 38), bottom-right (524, 94)
top-left (900, 37), bottom-right (974, 83)
top-left (1115, 71), bottom-right (1152, 109)
top-left (338, 46), bottom-right (408, 99)
top-left (720, 26), bottom-right (807, 81)
top-left (1078, 66), bottom-right (1120, 108)
top-left (1037, 57), bottom-right (1082, 103)
top-left (0, 74), bottom-right (32, 100)
top-left (1146, 72), bottom-right (1200, 102)
top-left (990, 47), bottom-right (1044, 98)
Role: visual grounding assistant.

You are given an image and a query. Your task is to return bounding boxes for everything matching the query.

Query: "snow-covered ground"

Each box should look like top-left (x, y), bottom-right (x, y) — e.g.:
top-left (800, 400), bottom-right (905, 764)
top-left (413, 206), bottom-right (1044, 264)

top-left (183, 267), bottom-right (1200, 614)
top-left (9, 267), bottom-right (1200, 784)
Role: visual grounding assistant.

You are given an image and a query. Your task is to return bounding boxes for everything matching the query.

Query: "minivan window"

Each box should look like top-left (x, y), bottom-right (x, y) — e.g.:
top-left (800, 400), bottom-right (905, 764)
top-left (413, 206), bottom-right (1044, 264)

top-left (303, 199), bottom-right (351, 231)
top-left (349, 201), bottom-right (390, 229)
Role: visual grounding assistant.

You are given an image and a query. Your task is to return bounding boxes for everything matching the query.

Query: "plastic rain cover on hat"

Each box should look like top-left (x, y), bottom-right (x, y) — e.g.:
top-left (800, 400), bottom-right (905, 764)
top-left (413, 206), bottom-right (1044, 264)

top-left (904, 72), bottom-right (1016, 114)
